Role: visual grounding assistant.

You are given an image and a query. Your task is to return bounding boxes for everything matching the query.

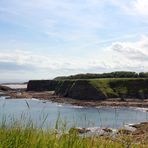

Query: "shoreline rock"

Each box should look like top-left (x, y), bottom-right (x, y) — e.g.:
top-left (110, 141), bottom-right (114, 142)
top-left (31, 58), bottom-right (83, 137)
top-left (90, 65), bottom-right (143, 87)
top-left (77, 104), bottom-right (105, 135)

top-left (1, 90), bottom-right (148, 108)
top-left (68, 122), bottom-right (148, 141)
top-left (0, 85), bottom-right (12, 91)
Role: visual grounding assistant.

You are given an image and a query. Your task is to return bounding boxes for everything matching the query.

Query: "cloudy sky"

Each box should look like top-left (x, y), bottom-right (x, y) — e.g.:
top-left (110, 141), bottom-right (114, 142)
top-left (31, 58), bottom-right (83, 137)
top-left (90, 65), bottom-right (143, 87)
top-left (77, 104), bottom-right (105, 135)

top-left (0, 0), bottom-right (148, 82)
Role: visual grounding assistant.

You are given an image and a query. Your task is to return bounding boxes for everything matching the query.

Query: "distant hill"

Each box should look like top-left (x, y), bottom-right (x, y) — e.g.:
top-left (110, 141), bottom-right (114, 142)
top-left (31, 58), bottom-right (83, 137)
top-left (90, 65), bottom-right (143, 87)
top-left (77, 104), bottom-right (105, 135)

top-left (54, 71), bottom-right (148, 80)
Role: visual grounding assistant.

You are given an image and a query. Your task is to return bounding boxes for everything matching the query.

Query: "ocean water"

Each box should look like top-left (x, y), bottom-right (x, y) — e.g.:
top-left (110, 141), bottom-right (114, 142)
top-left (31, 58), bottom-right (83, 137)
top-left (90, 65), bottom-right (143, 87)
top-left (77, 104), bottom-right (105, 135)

top-left (0, 96), bottom-right (147, 129)
top-left (2, 84), bottom-right (27, 89)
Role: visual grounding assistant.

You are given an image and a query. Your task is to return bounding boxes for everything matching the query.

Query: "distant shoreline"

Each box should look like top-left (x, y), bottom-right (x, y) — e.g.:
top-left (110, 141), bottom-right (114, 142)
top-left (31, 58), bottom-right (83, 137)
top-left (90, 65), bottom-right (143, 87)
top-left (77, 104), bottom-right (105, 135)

top-left (1, 89), bottom-right (148, 108)
top-left (0, 81), bottom-right (148, 108)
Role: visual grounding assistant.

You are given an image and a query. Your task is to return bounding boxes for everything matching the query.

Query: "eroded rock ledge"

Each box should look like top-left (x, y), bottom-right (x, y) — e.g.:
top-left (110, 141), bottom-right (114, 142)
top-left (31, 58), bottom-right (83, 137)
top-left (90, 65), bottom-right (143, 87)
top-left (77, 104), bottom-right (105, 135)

top-left (27, 79), bottom-right (148, 100)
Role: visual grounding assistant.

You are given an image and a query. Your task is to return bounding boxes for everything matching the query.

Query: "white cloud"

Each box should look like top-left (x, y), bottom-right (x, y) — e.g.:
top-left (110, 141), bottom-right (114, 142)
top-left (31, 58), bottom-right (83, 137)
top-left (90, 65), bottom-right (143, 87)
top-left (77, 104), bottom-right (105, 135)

top-left (0, 35), bottom-right (148, 80)
top-left (0, 50), bottom-right (105, 71)
top-left (111, 0), bottom-right (148, 18)
top-left (110, 36), bottom-right (148, 59)
top-left (132, 0), bottom-right (148, 16)
top-left (0, 49), bottom-right (110, 80)
top-left (107, 36), bottom-right (148, 71)
top-left (1, 36), bottom-right (148, 76)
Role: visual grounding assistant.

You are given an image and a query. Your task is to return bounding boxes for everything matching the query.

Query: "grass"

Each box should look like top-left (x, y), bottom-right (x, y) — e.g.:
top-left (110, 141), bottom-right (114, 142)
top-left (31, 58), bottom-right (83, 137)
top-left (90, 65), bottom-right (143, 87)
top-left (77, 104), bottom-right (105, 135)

top-left (89, 79), bottom-right (118, 98)
top-left (89, 78), bottom-right (148, 99)
top-left (0, 124), bottom-right (146, 147)
top-left (0, 115), bottom-right (148, 148)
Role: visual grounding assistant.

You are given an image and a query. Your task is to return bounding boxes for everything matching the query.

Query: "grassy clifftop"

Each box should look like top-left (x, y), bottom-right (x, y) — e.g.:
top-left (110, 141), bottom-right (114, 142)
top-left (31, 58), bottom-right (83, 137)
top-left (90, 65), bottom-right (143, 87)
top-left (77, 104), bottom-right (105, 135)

top-left (54, 71), bottom-right (148, 80)
top-left (27, 78), bottom-right (148, 100)
top-left (55, 78), bottom-right (148, 100)
top-left (89, 78), bottom-right (148, 99)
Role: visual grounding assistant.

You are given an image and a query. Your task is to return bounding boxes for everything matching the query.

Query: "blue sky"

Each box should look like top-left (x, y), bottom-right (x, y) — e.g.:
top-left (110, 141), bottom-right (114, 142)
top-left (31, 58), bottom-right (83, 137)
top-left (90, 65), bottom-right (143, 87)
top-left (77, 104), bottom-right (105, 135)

top-left (0, 0), bottom-right (148, 82)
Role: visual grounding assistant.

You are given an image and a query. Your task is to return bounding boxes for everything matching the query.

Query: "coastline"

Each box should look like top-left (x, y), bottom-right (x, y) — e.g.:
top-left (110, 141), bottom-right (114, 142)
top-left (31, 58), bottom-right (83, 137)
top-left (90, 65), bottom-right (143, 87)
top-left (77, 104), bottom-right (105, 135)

top-left (0, 89), bottom-right (148, 144)
top-left (1, 90), bottom-right (148, 108)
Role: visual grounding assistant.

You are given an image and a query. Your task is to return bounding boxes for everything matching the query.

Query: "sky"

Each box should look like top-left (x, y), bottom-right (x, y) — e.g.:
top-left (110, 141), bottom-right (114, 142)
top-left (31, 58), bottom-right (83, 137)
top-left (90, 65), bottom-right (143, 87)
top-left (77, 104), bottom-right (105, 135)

top-left (0, 0), bottom-right (148, 82)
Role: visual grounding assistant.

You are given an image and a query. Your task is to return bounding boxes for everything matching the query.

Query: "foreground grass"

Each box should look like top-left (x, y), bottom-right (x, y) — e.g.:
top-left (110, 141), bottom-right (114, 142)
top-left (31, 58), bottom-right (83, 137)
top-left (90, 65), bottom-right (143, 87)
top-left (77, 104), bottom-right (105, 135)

top-left (0, 124), bottom-right (148, 148)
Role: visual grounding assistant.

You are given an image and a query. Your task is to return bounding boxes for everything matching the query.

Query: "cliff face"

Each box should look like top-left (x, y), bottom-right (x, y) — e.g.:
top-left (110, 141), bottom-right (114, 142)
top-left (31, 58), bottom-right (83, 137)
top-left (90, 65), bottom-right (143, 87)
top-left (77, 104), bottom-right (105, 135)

top-left (55, 79), bottom-right (148, 100)
top-left (27, 80), bottom-right (58, 91)
top-left (27, 78), bottom-right (148, 100)
top-left (55, 80), bottom-right (106, 100)
top-left (110, 79), bottom-right (148, 99)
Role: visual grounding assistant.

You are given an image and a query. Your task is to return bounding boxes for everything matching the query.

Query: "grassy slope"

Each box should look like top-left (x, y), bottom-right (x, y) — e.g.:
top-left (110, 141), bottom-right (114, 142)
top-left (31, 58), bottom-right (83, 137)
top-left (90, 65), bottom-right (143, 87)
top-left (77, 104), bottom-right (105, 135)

top-left (89, 78), bottom-right (148, 98)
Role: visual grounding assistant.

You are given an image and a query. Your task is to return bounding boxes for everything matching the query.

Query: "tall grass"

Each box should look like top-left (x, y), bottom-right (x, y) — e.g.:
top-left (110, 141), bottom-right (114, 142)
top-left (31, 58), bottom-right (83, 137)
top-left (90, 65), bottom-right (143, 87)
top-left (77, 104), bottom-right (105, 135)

top-left (0, 100), bottom-right (147, 147)
top-left (0, 116), bottom-right (147, 148)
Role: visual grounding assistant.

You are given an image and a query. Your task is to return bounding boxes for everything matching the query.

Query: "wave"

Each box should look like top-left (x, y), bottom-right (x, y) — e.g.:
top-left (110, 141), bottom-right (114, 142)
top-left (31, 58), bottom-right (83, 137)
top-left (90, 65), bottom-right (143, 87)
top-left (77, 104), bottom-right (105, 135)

top-left (69, 105), bottom-right (84, 109)
top-left (0, 96), bottom-right (6, 100)
top-left (129, 107), bottom-right (148, 112)
top-left (50, 102), bottom-right (85, 108)
top-left (123, 124), bottom-right (136, 131)
top-left (31, 98), bottom-right (40, 101)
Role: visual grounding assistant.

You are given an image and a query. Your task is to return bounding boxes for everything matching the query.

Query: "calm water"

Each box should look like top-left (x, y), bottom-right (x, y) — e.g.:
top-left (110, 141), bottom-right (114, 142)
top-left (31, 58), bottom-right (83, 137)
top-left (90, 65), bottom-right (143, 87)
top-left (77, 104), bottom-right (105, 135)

top-left (2, 84), bottom-right (27, 89)
top-left (0, 96), bottom-right (147, 129)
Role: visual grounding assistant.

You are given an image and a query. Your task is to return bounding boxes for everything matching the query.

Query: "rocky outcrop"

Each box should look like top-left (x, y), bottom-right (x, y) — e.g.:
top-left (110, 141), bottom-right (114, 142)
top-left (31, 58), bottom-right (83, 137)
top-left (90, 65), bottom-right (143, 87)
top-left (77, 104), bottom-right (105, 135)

top-left (0, 85), bottom-right (12, 91)
top-left (27, 78), bottom-right (148, 100)
top-left (27, 80), bottom-right (59, 91)
top-left (69, 127), bottom-right (91, 134)
top-left (55, 80), bottom-right (106, 100)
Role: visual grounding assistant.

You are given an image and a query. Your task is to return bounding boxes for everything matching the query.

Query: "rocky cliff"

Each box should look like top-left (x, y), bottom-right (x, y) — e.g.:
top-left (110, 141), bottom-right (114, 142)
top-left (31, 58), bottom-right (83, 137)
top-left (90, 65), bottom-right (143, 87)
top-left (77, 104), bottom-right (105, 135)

top-left (55, 78), bottom-right (148, 100)
top-left (27, 80), bottom-right (58, 91)
top-left (27, 78), bottom-right (148, 100)
top-left (55, 80), bottom-right (106, 100)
